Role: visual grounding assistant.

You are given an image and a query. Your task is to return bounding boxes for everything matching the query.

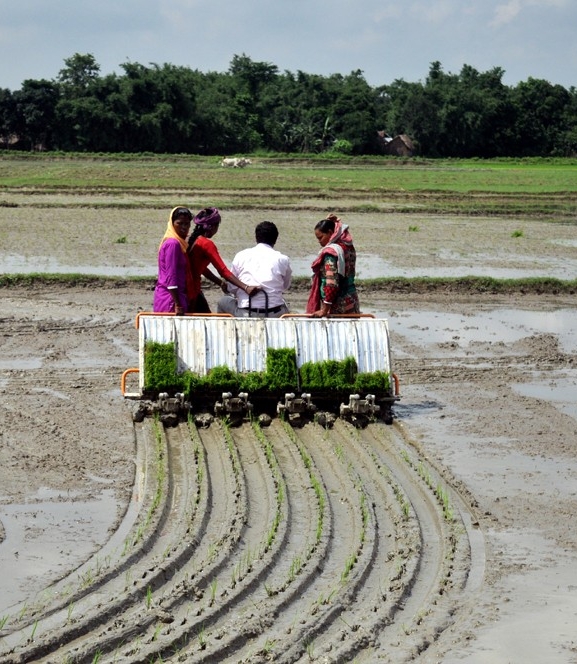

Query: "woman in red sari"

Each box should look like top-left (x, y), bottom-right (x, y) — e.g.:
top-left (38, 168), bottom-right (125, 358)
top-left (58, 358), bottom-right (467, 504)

top-left (306, 213), bottom-right (360, 317)
top-left (187, 207), bottom-right (258, 313)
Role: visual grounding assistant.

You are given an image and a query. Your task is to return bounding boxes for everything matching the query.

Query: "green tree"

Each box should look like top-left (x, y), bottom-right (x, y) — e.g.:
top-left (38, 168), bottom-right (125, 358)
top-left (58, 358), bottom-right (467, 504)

top-left (0, 88), bottom-right (16, 148)
top-left (13, 79), bottom-right (60, 150)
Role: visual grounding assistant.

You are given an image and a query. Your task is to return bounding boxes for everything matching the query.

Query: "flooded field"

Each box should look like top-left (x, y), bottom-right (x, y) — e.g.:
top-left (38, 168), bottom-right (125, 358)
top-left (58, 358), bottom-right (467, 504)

top-left (0, 200), bottom-right (577, 661)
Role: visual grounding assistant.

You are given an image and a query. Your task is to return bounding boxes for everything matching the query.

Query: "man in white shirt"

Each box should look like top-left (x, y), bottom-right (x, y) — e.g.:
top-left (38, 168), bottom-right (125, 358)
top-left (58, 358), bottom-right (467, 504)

top-left (217, 221), bottom-right (292, 317)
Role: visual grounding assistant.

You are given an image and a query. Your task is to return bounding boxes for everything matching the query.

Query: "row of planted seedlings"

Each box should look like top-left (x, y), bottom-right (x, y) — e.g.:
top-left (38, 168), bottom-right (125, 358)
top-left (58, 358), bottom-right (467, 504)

top-left (0, 415), bottom-right (176, 661)
top-left (280, 420), bottom-right (385, 662)
top-left (129, 415), bottom-right (291, 662)
top-left (255, 419), bottom-right (378, 664)
top-left (389, 427), bottom-right (472, 642)
top-left (296, 419), bottom-right (469, 662)
top-left (310, 420), bottom-right (427, 661)
top-left (181, 417), bottom-right (333, 664)
top-left (31, 418), bottom-right (210, 664)
top-left (112, 417), bottom-right (253, 663)
top-left (143, 341), bottom-right (392, 420)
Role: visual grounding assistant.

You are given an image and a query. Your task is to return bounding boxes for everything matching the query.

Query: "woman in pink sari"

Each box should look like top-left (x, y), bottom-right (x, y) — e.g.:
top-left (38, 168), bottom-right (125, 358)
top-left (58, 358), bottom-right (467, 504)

top-left (306, 213), bottom-right (360, 317)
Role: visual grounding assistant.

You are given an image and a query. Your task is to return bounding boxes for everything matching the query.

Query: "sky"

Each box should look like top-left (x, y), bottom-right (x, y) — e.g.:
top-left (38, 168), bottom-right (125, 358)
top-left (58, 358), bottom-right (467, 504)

top-left (0, 0), bottom-right (575, 92)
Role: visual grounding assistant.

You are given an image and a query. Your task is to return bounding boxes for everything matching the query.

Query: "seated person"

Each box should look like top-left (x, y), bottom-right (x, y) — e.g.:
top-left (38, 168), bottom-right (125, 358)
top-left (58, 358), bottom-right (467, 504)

top-left (217, 221), bottom-right (292, 317)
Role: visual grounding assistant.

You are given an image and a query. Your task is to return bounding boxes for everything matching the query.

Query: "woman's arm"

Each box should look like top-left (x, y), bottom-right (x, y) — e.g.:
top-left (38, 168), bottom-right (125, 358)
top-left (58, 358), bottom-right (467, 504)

top-left (204, 240), bottom-right (259, 296)
top-left (311, 255), bottom-right (338, 317)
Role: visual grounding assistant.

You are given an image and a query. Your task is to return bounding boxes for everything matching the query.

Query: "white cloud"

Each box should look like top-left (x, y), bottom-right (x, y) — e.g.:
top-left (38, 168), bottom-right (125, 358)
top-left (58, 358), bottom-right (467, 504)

top-left (491, 0), bottom-right (568, 28)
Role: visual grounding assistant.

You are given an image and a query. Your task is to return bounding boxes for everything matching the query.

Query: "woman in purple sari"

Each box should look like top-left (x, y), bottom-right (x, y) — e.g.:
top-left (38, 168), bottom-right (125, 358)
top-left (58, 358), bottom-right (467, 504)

top-left (153, 207), bottom-right (193, 314)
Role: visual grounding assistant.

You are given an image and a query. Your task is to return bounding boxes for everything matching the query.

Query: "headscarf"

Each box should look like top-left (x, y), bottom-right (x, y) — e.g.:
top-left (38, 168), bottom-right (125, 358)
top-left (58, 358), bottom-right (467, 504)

top-left (310, 214), bottom-right (353, 276)
top-left (306, 214), bottom-right (354, 314)
top-left (159, 206), bottom-right (192, 254)
top-left (193, 207), bottom-right (221, 230)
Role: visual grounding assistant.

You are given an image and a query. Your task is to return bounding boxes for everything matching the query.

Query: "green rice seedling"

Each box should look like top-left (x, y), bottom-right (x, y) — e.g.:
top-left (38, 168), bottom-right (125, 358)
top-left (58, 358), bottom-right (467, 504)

top-left (341, 553), bottom-right (357, 583)
top-left (436, 484), bottom-right (454, 521)
top-left (29, 620), bottom-right (39, 641)
top-left (79, 568), bottom-right (95, 590)
top-left (305, 640), bottom-right (315, 660)
top-left (207, 542), bottom-right (217, 562)
top-left (265, 347), bottom-right (299, 391)
top-left (288, 556), bottom-right (302, 582)
top-left (334, 443), bottom-right (344, 462)
top-left (145, 585), bottom-right (153, 609)
top-left (244, 548), bottom-right (254, 574)
top-left (144, 341), bottom-right (183, 393)
top-left (92, 651), bottom-right (102, 664)
top-left (209, 578), bottom-right (218, 605)
top-left (66, 602), bottom-right (75, 624)
top-left (115, 235), bottom-right (127, 244)
top-left (198, 625), bottom-right (207, 650)
top-left (0, 615), bottom-right (8, 629)
top-left (152, 623), bottom-right (163, 642)
top-left (511, 228), bottom-right (524, 237)
top-left (401, 498), bottom-right (410, 520)
top-left (408, 225), bottom-right (419, 232)
top-left (264, 583), bottom-right (275, 597)
top-left (338, 614), bottom-right (353, 629)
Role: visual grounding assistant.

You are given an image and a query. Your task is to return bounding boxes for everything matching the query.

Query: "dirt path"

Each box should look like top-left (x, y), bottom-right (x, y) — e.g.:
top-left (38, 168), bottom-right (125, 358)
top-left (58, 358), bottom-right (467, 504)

top-left (1, 281), bottom-right (577, 662)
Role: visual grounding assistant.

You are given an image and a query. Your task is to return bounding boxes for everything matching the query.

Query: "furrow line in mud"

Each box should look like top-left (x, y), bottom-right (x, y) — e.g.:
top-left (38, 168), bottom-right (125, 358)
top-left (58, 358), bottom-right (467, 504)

top-left (286, 420), bottom-right (425, 663)
top-left (396, 350), bottom-right (574, 380)
top-left (217, 420), bottom-right (376, 664)
top-left (262, 422), bottom-right (410, 664)
top-left (0, 419), bottom-right (208, 663)
top-left (0, 418), bottom-right (166, 660)
top-left (190, 419), bottom-right (332, 664)
top-left (0, 318), bottom-right (129, 336)
top-left (113, 420), bottom-right (283, 663)
top-left (128, 417), bottom-right (336, 664)
top-left (360, 422), bottom-right (479, 662)
top-left (59, 420), bottom-right (248, 663)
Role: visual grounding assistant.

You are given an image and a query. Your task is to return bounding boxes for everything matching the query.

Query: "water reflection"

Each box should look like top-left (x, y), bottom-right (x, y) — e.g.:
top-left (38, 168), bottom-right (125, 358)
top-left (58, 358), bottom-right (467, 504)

top-left (1, 253), bottom-right (154, 277)
top-left (513, 375), bottom-right (577, 421)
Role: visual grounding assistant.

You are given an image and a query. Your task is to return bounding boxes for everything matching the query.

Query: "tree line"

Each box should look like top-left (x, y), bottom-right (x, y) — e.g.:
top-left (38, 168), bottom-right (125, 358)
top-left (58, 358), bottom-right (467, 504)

top-left (1, 53), bottom-right (576, 157)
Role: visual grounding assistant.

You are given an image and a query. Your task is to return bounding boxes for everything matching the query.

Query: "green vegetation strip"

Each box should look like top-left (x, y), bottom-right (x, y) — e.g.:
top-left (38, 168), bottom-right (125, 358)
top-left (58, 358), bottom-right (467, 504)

top-left (2, 153), bottom-right (577, 194)
top-left (2, 274), bottom-right (576, 294)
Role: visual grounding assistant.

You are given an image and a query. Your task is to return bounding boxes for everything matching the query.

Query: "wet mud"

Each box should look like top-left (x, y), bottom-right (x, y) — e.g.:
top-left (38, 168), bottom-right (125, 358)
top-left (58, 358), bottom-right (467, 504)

top-left (0, 281), bottom-right (576, 662)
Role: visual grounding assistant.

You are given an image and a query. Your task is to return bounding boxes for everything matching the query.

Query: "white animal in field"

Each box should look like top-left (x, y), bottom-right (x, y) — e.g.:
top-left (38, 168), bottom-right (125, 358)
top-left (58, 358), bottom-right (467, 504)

top-left (221, 157), bottom-right (252, 168)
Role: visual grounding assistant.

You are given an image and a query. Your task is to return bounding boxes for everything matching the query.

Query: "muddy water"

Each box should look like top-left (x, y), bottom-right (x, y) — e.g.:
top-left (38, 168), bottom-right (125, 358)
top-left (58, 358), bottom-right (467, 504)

top-left (4, 247), bottom-right (577, 281)
top-left (386, 307), bottom-right (577, 355)
top-left (390, 302), bottom-right (577, 664)
top-left (0, 488), bottom-right (118, 614)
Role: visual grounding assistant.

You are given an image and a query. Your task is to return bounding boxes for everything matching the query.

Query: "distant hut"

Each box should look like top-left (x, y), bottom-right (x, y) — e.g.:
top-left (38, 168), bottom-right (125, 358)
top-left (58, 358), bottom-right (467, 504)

top-left (377, 131), bottom-right (415, 157)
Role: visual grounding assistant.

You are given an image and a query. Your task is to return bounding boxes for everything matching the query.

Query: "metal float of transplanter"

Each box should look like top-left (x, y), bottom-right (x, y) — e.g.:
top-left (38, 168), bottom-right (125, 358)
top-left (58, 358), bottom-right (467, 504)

top-left (157, 392), bottom-right (187, 427)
